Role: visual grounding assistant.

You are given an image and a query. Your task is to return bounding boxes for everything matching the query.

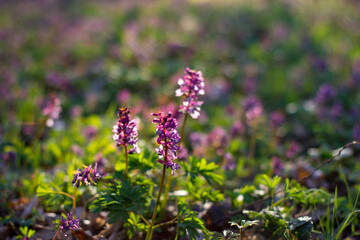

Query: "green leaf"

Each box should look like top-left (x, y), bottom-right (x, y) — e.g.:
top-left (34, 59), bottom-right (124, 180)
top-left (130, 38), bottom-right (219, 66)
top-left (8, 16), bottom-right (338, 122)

top-left (124, 212), bottom-right (146, 239)
top-left (129, 148), bottom-right (158, 173)
top-left (334, 209), bottom-right (360, 239)
top-left (181, 157), bottom-right (223, 185)
top-left (177, 198), bottom-right (209, 240)
top-left (89, 180), bottom-right (150, 224)
top-left (210, 230), bottom-right (238, 240)
top-left (186, 179), bottom-right (224, 203)
top-left (289, 216), bottom-right (313, 240)
top-left (255, 174), bottom-right (281, 190)
top-left (230, 220), bottom-right (259, 229)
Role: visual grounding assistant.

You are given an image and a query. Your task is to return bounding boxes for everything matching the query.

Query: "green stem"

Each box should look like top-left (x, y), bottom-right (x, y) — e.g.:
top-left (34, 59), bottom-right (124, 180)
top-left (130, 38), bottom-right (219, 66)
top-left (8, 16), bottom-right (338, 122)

top-left (146, 165), bottom-right (167, 240)
top-left (179, 113), bottom-right (188, 147)
top-left (125, 145), bottom-right (129, 180)
top-left (248, 123), bottom-right (257, 160)
top-left (31, 116), bottom-right (48, 146)
top-left (73, 187), bottom-right (77, 219)
top-left (153, 217), bottom-right (177, 229)
top-left (136, 211), bottom-right (149, 225)
top-left (53, 191), bottom-right (74, 200)
top-left (239, 228), bottom-right (241, 240)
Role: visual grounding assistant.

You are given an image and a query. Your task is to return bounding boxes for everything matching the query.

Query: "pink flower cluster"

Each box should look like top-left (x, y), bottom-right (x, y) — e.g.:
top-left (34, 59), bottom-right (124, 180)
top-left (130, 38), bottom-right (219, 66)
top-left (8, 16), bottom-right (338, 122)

top-left (71, 162), bottom-right (101, 187)
top-left (152, 112), bottom-right (181, 175)
top-left (112, 107), bottom-right (140, 154)
top-left (176, 68), bottom-right (205, 119)
top-left (59, 212), bottom-right (80, 236)
top-left (42, 92), bottom-right (62, 127)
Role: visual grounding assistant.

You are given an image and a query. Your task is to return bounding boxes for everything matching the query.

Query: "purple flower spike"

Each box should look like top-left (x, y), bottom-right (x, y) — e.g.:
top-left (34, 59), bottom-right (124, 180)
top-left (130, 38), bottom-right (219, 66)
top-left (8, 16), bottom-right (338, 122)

top-left (176, 68), bottom-right (205, 119)
top-left (59, 212), bottom-right (80, 236)
top-left (242, 95), bottom-right (263, 122)
top-left (152, 112), bottom-right (181, 175)
top-left (270, 111), bottom-right (285, 128)
top-left (112, 107), bottom-right (140, 154)
top-left (315, 83), bottom-right (336, 105)
top-left (71, 163), bottom-right (101, 187)
top-left (271, 157), bottom-right (284, 176)
top-left (42, 92), bottom-right (62, 127)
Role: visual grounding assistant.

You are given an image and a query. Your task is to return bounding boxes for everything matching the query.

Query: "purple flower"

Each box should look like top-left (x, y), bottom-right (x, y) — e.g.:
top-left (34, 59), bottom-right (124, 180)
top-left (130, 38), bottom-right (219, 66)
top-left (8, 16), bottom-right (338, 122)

top-left (242, 77), bottom-right (257, 93)
top-left (315, 84), bottom-right (336, 105)
top-left (230, 121), bottom-right (245, 137)
top-left (117, 89), bottom-right (131, 103)
top-left (59, 212), bottom-right (80, 236)
top-left (176, 68), bottom-right (205, 119)
top-left (71, 163), bottom-right (101, 187)
top-left (330, 101), bottom-right (343, 121)
top-left (207, 127), bottom-right (228, 152)
top-left (353, 124), bottom-right (360, 141)
top-left (286, 141), bottom-right (300, 159)
top-left (83, 126), bottom-right (97, 139)
top-left (94, 152), bottom-right (107, 176)
top-left (224, 153), bottom-right (236, 171)
top-left (271, 157), bottom-right (283, 175)
top-left (71, 145), bottom-right (84, 157)
top-left (42, 93), bottom-right (62, 127)
top-left (46, 72), bottom-right (69, 90)
top-left (270, 111), bottom-right (285, 128)
top-left (112, 107), bottom-right (140, 154)
top-left (152, 112), bottom-right (181, 175)
top-left (0, 151), bottom-right (16, 162)
top-left (242, 95), bottom-right (263, 122)
top-left (70, 105), bottom-right (83, 117)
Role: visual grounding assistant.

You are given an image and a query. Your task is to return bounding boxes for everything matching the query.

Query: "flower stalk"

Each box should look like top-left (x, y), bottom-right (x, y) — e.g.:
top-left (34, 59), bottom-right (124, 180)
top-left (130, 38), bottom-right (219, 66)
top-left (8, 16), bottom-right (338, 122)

top-left (146, 112), bottom-right (181, 239)
top-left (146, 164), bottom-right (167, 240)
top-left (112, 107), bottom-right (140, 179)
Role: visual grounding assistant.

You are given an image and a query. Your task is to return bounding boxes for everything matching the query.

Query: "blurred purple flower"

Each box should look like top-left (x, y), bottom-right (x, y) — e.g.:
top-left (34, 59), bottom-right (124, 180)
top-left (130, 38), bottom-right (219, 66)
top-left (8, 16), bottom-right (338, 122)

top-left (83, 126), bottom-right (97, 140)
top-left (46, 72), bottom-right (69, 90)
top-left (207, 127), bottom-right (228, 155)
top-left (330, 101), bottom-right (343, 121)
top-left (112, 107), bottom-right (140, 154)
top-left (70, 105), bottom-right (83, 118)
top-left (225, 105), bottom-right (236, 116)
top-left (242, 77), bottom-right (257, 94)
top-left (176, 68), bottom-right (205, 119)
top-left (242, 95), bottom-right (263, 122)
top-left (350, 107), bottom-right (359, 119)
top-left (178, 144), bottom-right (188, 160)
top-left (350, 59), bottom-right (360, 87)
top-left (230, 121), bottom-right (245, 137)
top-left (309, 56), bottom-right (327, 71)
top-left (224, 153), bottom-right (236, 171)
top-left (353, 124), bottom-right (360, 141)
top-left (271, 157), bottom-right (283, 175)
top-left (286, 141), bottom-right (300, 159)
top-left (189, 132), bottom-right (207, 157)
top-left (189, 132), bottom-right (204, 146)
top-left (0, 151), bottom-right (16, 162)
top-left (117, 89), bottom-right (131, 104)
top-left (42, 93), bottom-right (62, 127)
top-left (94, 152), bottom-right (107, 176)
top-left (152, 112), bottom-right (181, 175)
top-left (71, 145), bottom-right (84, 157)
top-left (205, 79), bottom-right (231, 103)
top-left (315, 83), bottom-right (336, 105)
top-left (270, 111), bottom-right (285, 128)
top-left (59, 212), bottom-right (80, 236)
